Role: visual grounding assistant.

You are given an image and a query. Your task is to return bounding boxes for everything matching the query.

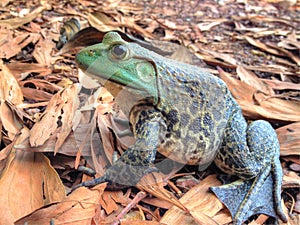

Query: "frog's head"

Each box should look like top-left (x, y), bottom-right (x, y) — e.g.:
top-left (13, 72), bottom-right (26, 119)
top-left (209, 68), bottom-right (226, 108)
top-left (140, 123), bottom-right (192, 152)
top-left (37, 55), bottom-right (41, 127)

top-left (76, 32), bottom-right (158, 104)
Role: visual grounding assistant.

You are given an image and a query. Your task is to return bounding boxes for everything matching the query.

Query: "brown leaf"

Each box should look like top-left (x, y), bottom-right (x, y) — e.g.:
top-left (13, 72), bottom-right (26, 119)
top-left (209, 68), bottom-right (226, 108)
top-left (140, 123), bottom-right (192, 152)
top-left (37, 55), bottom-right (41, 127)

top-left (236, 66), bottom-right (274, 96)
top-left (29, 85), bottom-right (80, 154)
top-left (0, 128), bottom-right (65, 224)
top-left (197, 19), bottom-right (227, 32)
top-left (244, 36), bottom-right (283, 56)
top-left (0, 61), bottom-right (23, 104)
top-left (21, 87), bottom-right (53, 102)
top-left (160, 175), bottom-right (224, 225)
top-left (32, 38), bottom-right (56, 65)
top-left (88, 12), bottom-right (121, 32)
top-left (0, 101), bottom-right (23, 140)
top-left (283, 171), bottom-right (300, 187)
top-left (276, 122), bottom-right (300, 156)
top-left (137, 172), bottom-right (188, 212)
top-left (218, 68), bottom-right (300, 122)
top-left (15, 184), bottom-right (106, 225)
top-left (20, 79), bottom-right (63, 93)
top-left (121, 221), bottom-right (163, 225)
top-left (0, 6), bottom-right (46, 29)
top-left (0, 31), bottom-right (40, 59)
top-left (7, 62), bottom-right (52, 80)
top-left (261, 78), bottom-right (300, 91)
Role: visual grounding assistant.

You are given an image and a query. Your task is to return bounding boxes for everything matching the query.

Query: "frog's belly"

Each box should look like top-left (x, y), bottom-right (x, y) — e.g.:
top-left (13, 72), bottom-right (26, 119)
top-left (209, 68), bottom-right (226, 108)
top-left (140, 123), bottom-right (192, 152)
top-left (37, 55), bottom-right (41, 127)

top-left (157, 137), bottom-right (219, 165)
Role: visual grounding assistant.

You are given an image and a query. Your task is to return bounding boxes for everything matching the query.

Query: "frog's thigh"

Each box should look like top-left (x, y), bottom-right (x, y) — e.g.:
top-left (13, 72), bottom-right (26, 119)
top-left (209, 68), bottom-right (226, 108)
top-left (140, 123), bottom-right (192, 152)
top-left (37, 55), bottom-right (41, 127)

top-left (215, 118), bottom-right (279, 180)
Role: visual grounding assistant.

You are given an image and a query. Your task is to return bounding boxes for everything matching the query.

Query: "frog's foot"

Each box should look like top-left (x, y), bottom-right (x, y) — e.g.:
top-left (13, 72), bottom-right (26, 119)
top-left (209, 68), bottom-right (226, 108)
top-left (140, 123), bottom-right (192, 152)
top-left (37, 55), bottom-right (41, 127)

top-left (210, 165), bottom-right (287, 225)
top-left (72, 162), bottom-right (158, 191)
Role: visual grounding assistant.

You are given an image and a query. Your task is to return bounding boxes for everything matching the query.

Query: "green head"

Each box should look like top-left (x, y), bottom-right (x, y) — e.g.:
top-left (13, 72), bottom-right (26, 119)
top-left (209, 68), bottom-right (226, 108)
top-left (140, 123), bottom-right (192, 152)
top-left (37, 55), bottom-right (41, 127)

top-left (76, 32), bottom-right (158, 104)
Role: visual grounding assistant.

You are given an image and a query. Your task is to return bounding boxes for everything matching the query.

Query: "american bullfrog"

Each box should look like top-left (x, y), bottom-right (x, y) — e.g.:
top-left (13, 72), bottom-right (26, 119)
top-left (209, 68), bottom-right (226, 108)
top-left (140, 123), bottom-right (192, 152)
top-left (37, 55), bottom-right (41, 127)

top-left (75, 32), bottom-right (287, 224)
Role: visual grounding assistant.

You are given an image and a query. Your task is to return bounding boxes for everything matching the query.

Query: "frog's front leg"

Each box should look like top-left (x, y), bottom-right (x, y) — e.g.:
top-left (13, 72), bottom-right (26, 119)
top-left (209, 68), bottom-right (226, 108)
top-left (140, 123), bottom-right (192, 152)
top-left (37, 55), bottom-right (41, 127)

top-left (73, 109), bottom-right (165, 190)
top-left (213, 110), bottom-right (287, 224)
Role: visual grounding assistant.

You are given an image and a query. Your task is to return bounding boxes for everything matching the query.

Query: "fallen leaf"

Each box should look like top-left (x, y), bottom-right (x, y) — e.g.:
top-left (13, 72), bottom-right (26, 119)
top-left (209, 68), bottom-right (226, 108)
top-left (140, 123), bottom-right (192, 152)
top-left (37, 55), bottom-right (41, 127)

top-left (261, 78), bottom-right (300, 91)
top-left (0, 6), bottom-right (46, 29)
top-left (121, 221), bottom-right (163, 225)
top-left (0, 101), bottom-right (23, 140)
top-left (0, 128), bottom-right (65, 224)
top-left (15, 184), bottom-right (106, 225)
top-left (32, 38), bottom-right (56, 65)
top-left (197, 19), bottom-right (227, 32)
top-left (276, 122), bottom-right (300, 156)
top-left (236, 66), bottom-right (274, 96)
top-left (88, 12), bottom-right (122, 32)
top-left (218, 68), bottom-right (300, 122)
top-left (137, 172), bottom-right (188, 212)
top-left (160, 175), bottom-right (224, 225)
top-left (244, 36), bottom-right (283, 56)
top-left (0, 61), bottom-right (23, 104)
top-left (0, 31), bottom-right (40, 59)
top-left (29, 84), bottom-right (80, 154)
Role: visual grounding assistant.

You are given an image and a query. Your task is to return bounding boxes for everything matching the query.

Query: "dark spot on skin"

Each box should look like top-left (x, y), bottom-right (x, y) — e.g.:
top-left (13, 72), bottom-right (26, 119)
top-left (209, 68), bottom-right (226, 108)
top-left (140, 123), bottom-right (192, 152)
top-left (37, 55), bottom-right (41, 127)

top-left (219, 146), bottom-right (226, 156)
top-left (196, 141), bottom-right (206, 150)
top-left (174, 130), bottom-right (181, 138)
top-left (164, 140), bottom-right (174, 148)
top-left (180, 113), bottom-right (191, 127)
top-left (225, 157), bottom-right (234, 169)
top-left (127, 151), bottom-right (137, 163)
top-left (165, 110), bottom-right (179, 132)
top-left (141, 110), bottom-right (147, 117)
top-left (188, 117), bottom-right (202, 134)
top-left (189, 99), bottom-right (199, 115)
top-left (203, 113), bottom-right (211, 125)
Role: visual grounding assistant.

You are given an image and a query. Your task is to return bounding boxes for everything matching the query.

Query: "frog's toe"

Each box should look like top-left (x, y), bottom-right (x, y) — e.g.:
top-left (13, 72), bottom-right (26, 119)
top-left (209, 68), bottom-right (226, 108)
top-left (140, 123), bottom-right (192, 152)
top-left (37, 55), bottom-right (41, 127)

top-left (72, 175), bottom-right (108, 190)
top-left (210, 174), bottom-right (277, 225)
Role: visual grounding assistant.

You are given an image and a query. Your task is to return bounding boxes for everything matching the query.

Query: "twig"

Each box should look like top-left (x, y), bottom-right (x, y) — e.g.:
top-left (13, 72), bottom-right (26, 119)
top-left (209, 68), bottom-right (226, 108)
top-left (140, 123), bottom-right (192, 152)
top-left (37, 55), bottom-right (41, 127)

top-left (111, 191), bottom-right (148, 225)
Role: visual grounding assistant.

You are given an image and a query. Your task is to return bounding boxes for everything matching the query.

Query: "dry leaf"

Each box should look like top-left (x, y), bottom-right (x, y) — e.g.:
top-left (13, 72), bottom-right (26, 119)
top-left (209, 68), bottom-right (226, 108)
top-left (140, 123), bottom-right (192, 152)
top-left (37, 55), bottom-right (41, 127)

top-left (32, 38), bottom-right (56, 65)
top-left (244, 36), bottom-right (283, 56)
top-left (137, 172), bottom-right (187, 212)
top-left (0, 61), bottom-right (23, 104)
top-left (29, 85), bottom-right (80, 154)
top-left (261, 79), bottom-right (300, 91)
top-left (121, 221), bottom-right (163, 225)
top-left (218, 68), bottom-right (300, 122)
top-left (0, 101), bottom-right (23, 140)
top-left (0, 6), bottom-right (46, 29)
top-left (236, 66), bottom-right (274, 96)
top-left (276, 122), bottom-right (300, 156)
top-left (15, 184), bottom-right (106, 225)
top-left (0, 31), bottom-right (40, 59)
top-left (21, 87), bottom-right (53, 102)
top-left (88, 12), bottom-right (121, 32)
top-left (197, 19), bottom-right (227, 31)
top-left (0, 128), bottom-right (65, 224)
top-left (6, 62), bottom-right (52, 80)
top-left (161, 175), bottom-right (224, 225)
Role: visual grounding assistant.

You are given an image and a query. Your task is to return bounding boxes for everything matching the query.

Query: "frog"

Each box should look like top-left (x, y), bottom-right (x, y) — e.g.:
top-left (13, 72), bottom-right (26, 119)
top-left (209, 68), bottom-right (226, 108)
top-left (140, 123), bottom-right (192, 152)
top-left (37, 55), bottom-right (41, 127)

top-left (75, 31), bottom-right (288, 224)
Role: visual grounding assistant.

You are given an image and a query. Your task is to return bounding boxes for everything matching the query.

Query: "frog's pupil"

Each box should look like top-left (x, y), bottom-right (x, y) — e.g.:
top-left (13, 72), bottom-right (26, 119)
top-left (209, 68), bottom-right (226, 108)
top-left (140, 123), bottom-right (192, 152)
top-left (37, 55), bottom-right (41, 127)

top-left (113, 45), bottom-right (126, 56)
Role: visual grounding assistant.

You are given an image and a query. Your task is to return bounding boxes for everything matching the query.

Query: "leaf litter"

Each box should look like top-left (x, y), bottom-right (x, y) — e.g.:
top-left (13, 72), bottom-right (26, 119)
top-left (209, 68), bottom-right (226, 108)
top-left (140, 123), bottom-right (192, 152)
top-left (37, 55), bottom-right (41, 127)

top-left (0, 0), bottom-right (299, 224)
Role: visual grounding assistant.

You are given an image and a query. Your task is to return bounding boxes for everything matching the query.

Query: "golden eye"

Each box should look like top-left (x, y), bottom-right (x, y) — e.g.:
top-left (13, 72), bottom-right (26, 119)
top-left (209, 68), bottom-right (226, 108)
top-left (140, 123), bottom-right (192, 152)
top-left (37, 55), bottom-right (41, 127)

top-left (110, 44), bottom-right (128, 60)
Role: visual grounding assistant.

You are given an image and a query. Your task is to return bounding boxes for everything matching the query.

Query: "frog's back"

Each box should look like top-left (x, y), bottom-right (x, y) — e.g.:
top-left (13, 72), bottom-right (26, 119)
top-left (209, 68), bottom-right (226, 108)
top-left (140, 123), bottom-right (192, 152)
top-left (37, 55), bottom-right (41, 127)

top-left (154, 59), bottom-right (237, 166)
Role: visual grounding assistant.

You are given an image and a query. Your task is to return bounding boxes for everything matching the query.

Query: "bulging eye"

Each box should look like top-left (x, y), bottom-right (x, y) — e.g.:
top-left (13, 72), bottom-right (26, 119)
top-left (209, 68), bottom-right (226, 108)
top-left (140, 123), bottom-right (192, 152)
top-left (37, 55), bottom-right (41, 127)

top-left (110, 44), bottom-right (128, 60)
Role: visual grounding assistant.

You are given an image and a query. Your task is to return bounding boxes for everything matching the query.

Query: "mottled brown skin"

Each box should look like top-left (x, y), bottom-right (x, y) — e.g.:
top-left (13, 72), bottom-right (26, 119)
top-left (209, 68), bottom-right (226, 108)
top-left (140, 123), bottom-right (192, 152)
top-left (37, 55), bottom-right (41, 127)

top-left (75, 32), bottom-right (287, 224)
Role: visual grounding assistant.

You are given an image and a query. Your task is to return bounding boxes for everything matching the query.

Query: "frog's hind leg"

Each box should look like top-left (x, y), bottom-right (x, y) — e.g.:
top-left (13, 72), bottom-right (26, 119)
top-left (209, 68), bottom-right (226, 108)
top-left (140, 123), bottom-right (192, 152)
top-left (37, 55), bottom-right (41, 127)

top-left (211, 164), bottom-right (277, 225)
top-left (272, 157), bottom-right (288, 222)
top-left (213, 112), bottom-right (287, 224)
top-left (233, 164), bottom-right (272, 224)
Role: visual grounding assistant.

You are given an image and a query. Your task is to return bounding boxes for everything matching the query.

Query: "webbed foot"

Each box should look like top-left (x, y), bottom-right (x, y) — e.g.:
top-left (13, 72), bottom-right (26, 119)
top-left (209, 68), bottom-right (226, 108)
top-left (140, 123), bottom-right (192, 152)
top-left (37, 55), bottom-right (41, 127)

top-left (72, 162), bottom-right (158, 191)
top-left (210, 171), bottom-right (287, 225)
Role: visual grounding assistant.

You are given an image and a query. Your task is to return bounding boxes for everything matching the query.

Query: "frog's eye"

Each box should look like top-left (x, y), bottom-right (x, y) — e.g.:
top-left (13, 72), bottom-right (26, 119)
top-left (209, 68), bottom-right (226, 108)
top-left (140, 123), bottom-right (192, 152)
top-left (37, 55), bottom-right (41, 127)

top-left (110, 44), bottom-right (128, 60)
